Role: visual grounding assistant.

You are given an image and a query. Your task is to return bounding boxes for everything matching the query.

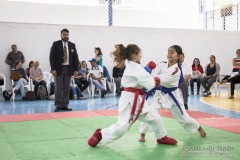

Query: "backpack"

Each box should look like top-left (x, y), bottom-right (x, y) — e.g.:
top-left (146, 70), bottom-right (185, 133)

top-left (37, 86), bottom-right (47, 100)
top-left (25, 91), bottom-right (35, 101)
top-left (3, 90), bottom-right (12, 100)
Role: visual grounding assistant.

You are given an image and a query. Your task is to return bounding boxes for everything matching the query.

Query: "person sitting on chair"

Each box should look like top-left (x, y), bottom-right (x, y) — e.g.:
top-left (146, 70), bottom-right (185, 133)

top-left (30, 60), bottom-right (48, 97)
top-left (112, 62), bottom-right (125, 96)
top-left (190, 58), bottom-right (204, 95)
top-left (74, 61), bottom-right (90, 98)
top-left (200, 55), bottom-right (220, 97)
top-left (89, 58), bottom-right (107, 98)
top-left (10, 61), bottom-right (28, 100)
top-left (219, 49), bottom-right (240, 99)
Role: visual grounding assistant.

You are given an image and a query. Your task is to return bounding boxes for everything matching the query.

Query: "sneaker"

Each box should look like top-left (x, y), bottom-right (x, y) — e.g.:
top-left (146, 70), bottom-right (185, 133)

top-left (191, 91), bottom-right (194, 94)
top-left (78, 93), bottom-right (84, 99)
top-left (22, 97), bottom-right (27, 100)
top-left (157, 136), bottom-right (177, 145)
top-left (228, 95), bottom-right (234, 99)
top-left (14, 89), bottom-right (19, 94)
top-left (101, 90), bottom-right (105, 98)
top-left (88, 129), bottom-right (102, 147)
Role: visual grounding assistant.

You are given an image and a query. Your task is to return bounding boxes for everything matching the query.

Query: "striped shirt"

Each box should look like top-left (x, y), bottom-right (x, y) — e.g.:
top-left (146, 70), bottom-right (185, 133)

top-left (233, 57), bottom-right (240, 72)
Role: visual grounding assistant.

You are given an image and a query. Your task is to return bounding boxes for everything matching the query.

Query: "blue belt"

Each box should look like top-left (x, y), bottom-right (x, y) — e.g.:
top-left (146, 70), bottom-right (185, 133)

top-left (146, 86), bottom-right (183, 115)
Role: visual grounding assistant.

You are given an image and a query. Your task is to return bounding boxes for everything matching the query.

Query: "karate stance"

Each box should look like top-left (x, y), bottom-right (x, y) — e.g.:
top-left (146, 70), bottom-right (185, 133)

top-left (88, 44), bottom-right (177, 147)
top-left (139, 45), bottom-right (206, 142)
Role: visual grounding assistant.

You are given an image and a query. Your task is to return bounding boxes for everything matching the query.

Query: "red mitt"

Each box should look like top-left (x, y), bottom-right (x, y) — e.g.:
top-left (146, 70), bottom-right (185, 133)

top-left (148, 61), bottom-right (156, 70)
top-left (88, 129), bottom-right (102, 147)
top-left (154, 77), bottom-right (160, 87)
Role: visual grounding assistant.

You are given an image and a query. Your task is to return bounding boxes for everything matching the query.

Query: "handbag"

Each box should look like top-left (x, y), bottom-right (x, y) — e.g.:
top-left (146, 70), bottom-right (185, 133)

top-left (25, 91), bottom-right (35, 101)
top-left (10, 70), bottom-right (22, 81)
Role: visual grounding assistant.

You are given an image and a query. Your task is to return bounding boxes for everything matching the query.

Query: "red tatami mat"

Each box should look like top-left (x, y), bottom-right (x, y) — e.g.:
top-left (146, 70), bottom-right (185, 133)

top-left (0, 109), bottom-right (240, 134)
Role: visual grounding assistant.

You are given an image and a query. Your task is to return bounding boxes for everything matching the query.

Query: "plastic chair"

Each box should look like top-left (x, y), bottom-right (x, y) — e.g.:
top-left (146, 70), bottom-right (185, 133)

top-left (215, 74), bottom-right (239, 96)
top-left (11, 79), bottom-right (31, 100)
top-left (0, 73), bottom-right (6, 92)
top-left (88, 76), bottom-right (107, 97)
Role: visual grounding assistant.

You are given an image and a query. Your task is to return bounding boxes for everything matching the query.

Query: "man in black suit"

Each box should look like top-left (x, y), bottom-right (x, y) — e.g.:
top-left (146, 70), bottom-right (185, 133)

top-left (50, 28), bottom-right (79, 112)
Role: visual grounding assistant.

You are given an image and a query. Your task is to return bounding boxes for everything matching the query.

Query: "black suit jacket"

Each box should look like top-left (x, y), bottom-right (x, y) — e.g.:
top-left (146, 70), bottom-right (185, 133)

top-left (49, 40), bottom-right (79, 76)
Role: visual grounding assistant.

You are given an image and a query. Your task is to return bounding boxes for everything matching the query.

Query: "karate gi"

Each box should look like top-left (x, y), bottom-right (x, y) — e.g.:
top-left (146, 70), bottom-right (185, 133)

top-left (101, 60), bottom-right (166, 144)
top-left (139, 62), bottom-right (199, 135)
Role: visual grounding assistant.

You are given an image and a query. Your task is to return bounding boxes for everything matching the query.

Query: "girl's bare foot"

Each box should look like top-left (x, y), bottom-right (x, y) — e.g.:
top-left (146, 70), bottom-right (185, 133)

top-left (139, 133), bottom-right (145, 142)
top-left (198, 126), bottom-right (206, 137)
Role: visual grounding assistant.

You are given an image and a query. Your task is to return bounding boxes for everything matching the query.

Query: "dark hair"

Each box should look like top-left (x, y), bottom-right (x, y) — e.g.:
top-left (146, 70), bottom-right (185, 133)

top-left (29, 61), bottom-right (34, 68)
top-left (113, 44), bottom-right (141, 66)
top-left (192, 58), bottom-right (201, 67)
top-left (169, 45), bottom-right (183, 64)
top-left (95, 47), bottom-right (103, 55)
top-left (11, 44), bottom-right (17, 48)
top-left (236, 49), bottom-right (240, 53)
top-left (14, 61), bottom-right (21, 69)
top-left (210, 55), bottom-right (216, 60)
top-left (82, 61), bottom-right (87, 67)
top-left (61, 28), bottom-right (69, 34)
top-left (169, 45), bottom-right (183, 56)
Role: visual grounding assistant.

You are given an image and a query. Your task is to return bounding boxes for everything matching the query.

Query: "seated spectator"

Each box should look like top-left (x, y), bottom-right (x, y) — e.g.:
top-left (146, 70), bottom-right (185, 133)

top-left (219, 49), bottom-right (240, 99)
top-left (89, 58), bottom-right (107, 98)
top-left (74, 61), bottom-right (90, 98)
top-left (201, 55), bottom-right (220, 97)
top-left (82, 60), bottom-right (89, 74)
top-left (232, 49), bottom-right (240, 72)
top-left (103, 65), bottom-right (112, 93)
top-left (95, 47), bottom-right (103, 67)
top-left (30, 60), bottom-right (48, 97)
top-left (190, 58), bottom-right (204, 94)
top-left (220, 72), bottom-right (240, 99)
top-left (10, 61), bottom-right (28, 100)
top-left (26, 61), bottom-right (34, 78)
top-left (112, 62), bottom-right (125, 96)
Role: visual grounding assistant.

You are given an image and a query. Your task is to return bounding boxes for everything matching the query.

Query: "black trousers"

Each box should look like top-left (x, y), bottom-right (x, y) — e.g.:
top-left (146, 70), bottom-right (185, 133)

top-left (74, 78), bottom-right (90, 92)
top-left (228, 74), bottom-right (240, 95)
top-left (33, 80), bottom-right (48, 96)
top-left (190, 78), bottom-right (201, 92)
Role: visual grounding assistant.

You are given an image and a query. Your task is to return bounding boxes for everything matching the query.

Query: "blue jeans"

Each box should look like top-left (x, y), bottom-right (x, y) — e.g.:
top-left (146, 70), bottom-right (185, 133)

top-left (15, 78), bottom-right (28, 97)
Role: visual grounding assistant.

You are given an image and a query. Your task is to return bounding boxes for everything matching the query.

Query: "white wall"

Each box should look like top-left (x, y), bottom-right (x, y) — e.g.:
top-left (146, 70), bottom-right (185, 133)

top-left (0, 22), bottom-right (239, 89)
top-left (0, 0), bottom-right (202, 29)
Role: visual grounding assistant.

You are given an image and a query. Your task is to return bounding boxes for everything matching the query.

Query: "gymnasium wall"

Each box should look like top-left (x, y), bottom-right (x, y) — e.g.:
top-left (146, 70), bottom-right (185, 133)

top-left (0, 22), bottom-right (239, 89)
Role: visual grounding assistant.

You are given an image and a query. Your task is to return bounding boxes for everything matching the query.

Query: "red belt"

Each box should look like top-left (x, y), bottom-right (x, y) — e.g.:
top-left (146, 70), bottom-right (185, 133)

top-left (124, 88), bottom-right (146, 128)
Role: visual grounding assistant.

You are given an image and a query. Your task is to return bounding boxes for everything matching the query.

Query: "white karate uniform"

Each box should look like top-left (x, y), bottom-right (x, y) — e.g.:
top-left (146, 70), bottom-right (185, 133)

top-left (101, 60), bottom-right (166, 144)
top-left (139, 62), bottom-right (199, 135)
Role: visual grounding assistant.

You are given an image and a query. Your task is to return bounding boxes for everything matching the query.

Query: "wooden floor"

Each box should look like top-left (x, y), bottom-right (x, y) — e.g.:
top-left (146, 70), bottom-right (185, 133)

top-left (201, 92), bottom-right (240, 112)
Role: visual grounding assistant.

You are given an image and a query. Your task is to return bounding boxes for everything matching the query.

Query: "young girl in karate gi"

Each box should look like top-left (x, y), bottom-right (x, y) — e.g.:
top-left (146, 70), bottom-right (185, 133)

top-left (88, 44), bottom-right (177, 147)
top-left (138, 45), bottom-right (206, 142)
